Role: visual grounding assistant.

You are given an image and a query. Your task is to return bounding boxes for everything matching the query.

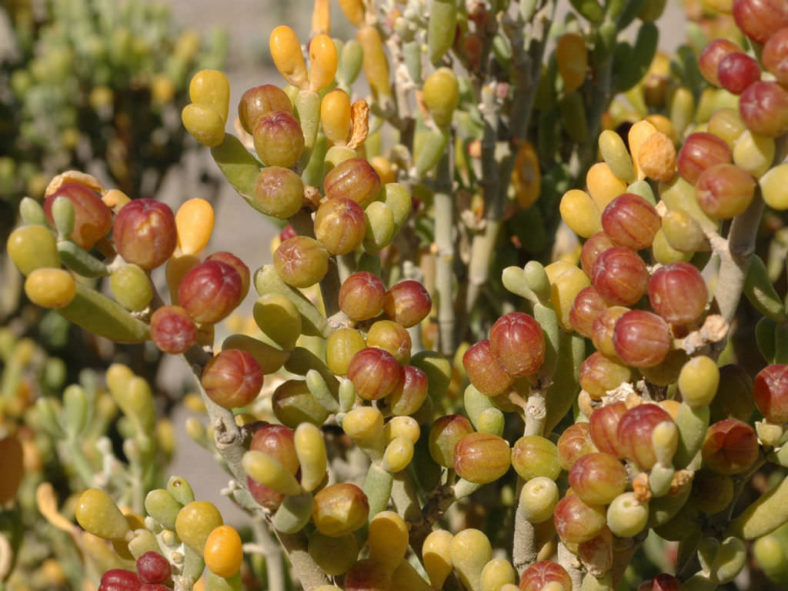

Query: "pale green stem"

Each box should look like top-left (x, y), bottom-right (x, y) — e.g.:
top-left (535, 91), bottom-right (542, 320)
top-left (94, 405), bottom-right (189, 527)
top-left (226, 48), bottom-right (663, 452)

top-left (252, 517), bottom-right (286, 591)
top-left (434, 149), bottom-right (455, 355)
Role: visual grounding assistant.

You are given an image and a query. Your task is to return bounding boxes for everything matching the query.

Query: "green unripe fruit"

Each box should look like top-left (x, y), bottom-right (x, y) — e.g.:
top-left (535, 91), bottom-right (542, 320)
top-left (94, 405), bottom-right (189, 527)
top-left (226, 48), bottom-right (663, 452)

top-left (519, 476), bottom-right (560, 524)
top-left (423, 68), bottom-right (459, 128)
top-left (110, 264), bottom-right (154, 311)
top-left (181, 103), bottom-right (225, 147)
top-left (607, 492), bottom-right (649, 538)
top-left (75, 489), bottom-right (130, 540)
top-left (7, 225), bottom-right (60, 275)
top-left (145, 489), bottom-right (183, 530)
top-left (678, 356), bottom-right (719, 408)
top-left (511, 436), bottom-right (561, 481)
top-left (274, 236), bottom-right (329, 288)
top-left (175, 501), bottom-right (223, 553)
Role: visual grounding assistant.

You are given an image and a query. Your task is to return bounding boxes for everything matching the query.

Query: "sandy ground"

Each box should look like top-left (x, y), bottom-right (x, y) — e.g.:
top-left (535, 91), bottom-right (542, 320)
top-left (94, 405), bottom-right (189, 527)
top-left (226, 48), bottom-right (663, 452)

top-left (160, 0), bottom-right (691, 524)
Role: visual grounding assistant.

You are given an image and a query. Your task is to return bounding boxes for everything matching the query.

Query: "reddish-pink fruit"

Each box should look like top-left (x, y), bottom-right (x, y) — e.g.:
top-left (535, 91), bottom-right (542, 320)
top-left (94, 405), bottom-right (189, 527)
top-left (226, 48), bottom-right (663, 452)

top-left (387, 365), bottom-right (429, 415)
top-left (247, 476), bottom-right (286, 511)
top-left (698, 39), bottom-right (741, 87)
top-left (113, 199), bottom-right (176, 270)
top-left (489, 312), bottom-right (545, 378)
top-left (339, 271), bottom-right (386, 321)
top-left (695, 163), bottom-right (756, 220)
top-left (591, 306), bottom-right (628, 360)
top-left (613, 310), bottom-right (671, 368)
top-left (136, 551), bottom-right (171, 584)
top-left (279, 224), bottom-right (297, 242)
top-left (519, 561), bottom-right (572, 591)
top-left (580, 232), bottom-right (614, 277)
top-left (383, 280), bottom-right (432, 328)
top-left (569, 286), bottom-right (608, 338)
top-left (733, 0), bottom-right (788, 44)
top-left (247, 424), bottom-right (298, 510)
top-left (717, 52), bottom-right (762, 95)
top-left (201, 349), bottom-right (264, 409)
top-left (617, 403), bottom-right (674, 469)
top-left (99, 569), bottom-right (142, 591)
top-left (44, 183), bottom-right (112, 250)
top-left (592, 247), bottom-right (649, 306)
top-left (579, 352), bottom-right (632, 399)
top-left (569, 452), bottom-right (628, 506)
top-left (207, 252), bottom-right (250, 301)
top-left (557, 422), bottom-right (596, 471)
top-left (178, 260), bottom-right (243, 324)
top-left (601, 193), bottom-right (661, 251)
top-left (150, 305), bottom-right (197, 354)
top-left (753, 364), bottom-right (788, 423)
top-left (344, 558), bottom-right (389, 591)
top-left (677, 132), bottom-right (732, 185)
top-left (554, 492), bottom-right (607, 544)
top-left (239, 84), bottom-right (292, 133)
top-left (249, 424), bottom-right (299, 472)
top-left (739, 81), bottom-right (788, 137)
top-left (347, 347), bottom-right (404, 400)
top-left (648, 263), bottom-right (708, 325)
top-left (589, 402), bottom-right (627, 458)
top-left (762, 27), bottom-right (788, 86)
top-left (253, 110), bottom-right (304, 168)
top-left (314, 198), bottom-right (366, 255)
top-left (702, 418), bottom-right (759, 475)
top-left (323, 158), bottom-right (382, 208)
top-left (462, 339), bottom-right (514, 397)
top-left (454, 432), bottom-right (511, 483)
top-left (638, 574), bottom-right (680, 591)
top-left (429, 414), bottom-right (474, 467)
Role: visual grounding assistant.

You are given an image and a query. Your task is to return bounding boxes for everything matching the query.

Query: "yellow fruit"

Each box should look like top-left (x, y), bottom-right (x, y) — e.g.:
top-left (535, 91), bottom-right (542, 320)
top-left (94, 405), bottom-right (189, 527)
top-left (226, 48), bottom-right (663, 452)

top-left (75, 489), bottom-right (130, 540)
top-left (556, 33), bottom-right (588, 93)
top-left (270, 26), bottom-right (308, 88)
top-left (175, 501), bottom-right (224, 553)
top-left (24, 268), bottom-right (76, 309)
top-left (204, 525), bottom-right (243, 578)
top-left (189, 70), bottom-right (230, 122)
top-left (309, 34), bottom-right (338, 91)
top-left (176, 198), bottom-right (214, 255)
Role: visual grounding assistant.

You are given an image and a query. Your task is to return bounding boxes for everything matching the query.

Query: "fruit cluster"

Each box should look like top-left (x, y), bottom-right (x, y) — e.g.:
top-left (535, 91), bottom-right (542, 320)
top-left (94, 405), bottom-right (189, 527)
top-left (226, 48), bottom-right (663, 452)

top-left (6, 0), bottom-right (788, 590)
